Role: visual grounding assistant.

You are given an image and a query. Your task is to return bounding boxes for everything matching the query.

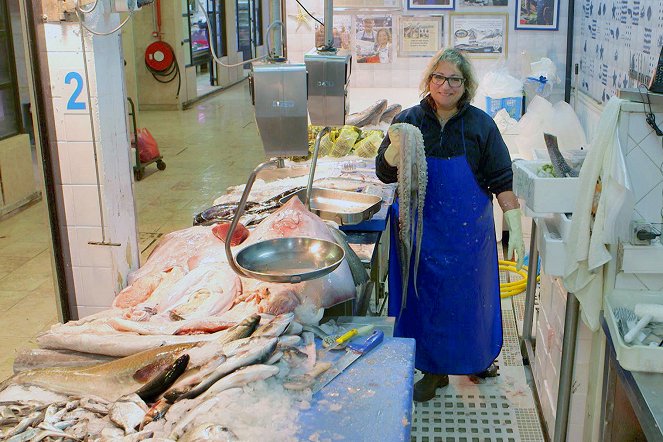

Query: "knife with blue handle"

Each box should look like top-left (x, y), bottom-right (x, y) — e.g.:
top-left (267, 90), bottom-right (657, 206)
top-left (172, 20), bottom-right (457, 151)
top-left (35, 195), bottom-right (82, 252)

top-left (311, 330), bottom-right (385, 394)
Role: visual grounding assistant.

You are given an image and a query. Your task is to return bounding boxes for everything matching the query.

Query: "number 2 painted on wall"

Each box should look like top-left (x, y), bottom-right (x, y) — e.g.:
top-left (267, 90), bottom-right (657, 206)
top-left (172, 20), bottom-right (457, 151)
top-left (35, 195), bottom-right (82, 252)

top-left (65, 72), bottom-right (86, 110)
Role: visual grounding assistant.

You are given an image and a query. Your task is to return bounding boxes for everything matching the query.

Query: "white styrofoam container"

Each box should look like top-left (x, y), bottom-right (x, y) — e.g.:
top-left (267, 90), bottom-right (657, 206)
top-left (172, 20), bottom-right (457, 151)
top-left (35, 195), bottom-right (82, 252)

top-left (605, 289), bottom-right (663, 373)
top-left (512, 160), bottom-right (580, 214)
top-left (536, 216), bottom-right (566, 277)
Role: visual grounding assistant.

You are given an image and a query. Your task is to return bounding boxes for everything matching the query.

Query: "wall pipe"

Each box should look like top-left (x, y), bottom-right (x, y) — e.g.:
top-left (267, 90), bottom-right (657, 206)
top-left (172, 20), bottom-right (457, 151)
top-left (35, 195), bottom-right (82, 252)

top-left (564, 0), bottom-right (576, 103)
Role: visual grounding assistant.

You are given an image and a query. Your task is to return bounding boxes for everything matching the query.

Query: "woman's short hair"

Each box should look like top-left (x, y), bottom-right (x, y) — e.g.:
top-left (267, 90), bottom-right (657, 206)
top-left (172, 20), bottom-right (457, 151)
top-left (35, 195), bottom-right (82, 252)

top-left (419, 48), bottom-right (478, 108)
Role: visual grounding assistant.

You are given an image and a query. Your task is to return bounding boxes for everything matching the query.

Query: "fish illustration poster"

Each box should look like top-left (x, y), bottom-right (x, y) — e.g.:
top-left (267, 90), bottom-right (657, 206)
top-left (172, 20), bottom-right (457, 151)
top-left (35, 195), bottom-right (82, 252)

top-left (450, 13), bottom-right (507, 57)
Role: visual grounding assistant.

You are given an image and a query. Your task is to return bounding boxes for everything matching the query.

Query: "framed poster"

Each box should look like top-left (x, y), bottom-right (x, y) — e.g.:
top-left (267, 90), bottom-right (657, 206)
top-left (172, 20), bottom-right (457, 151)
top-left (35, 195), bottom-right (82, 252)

top-left (334, 0), bottom-right (401, 10)
top-left (355, 15), bottom-right (393, 64)
top-left (515, 0), bottom-right (560, 30)
top-left (459, 0), bottom-right (507, 6)
top-left (407, 0), bottom-right (454, 11)
top-left (398, 16), bottom-right (444, 57)
top-left (449, 13), bottom-right (507, 57)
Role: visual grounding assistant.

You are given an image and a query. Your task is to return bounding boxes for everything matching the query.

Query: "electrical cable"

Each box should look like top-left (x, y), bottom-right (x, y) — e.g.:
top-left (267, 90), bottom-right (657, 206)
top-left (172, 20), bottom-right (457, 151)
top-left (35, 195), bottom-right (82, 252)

top-left (74, 0), bottom-right (100, 14)
top-left (74, 0), bottom-right (135, 36)
top-left (637, 84), bottom-right (663, 137)
top-left (294, 0), bottom-right (324, 27)
top-left (265, 21), bottom-right (285, 58)
top-left (195, 0), bottom-right (267, 68)
top-left (498, 260), bottom-right (539, 298)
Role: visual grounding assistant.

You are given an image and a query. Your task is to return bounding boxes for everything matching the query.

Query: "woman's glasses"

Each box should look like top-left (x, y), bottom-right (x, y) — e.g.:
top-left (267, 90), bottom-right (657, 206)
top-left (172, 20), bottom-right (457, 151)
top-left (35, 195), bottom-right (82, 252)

top-left (430, 73), bottom-right (465, 88)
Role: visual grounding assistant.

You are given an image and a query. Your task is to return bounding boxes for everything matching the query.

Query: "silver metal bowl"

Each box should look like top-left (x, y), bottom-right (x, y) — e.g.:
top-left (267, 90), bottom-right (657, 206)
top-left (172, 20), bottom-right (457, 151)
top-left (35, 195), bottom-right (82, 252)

top-left (235, 237), bottom-right (345, 283)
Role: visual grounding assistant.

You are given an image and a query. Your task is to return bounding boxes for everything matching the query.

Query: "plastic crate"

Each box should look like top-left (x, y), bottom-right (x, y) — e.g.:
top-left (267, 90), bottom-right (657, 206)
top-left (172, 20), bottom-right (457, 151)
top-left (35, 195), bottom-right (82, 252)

top-left (605, 289), bottom-right (663, 373)
top-left (512, 160), bottom-right (580, 214)
top-left (485, 96), bottom-right (523, 120)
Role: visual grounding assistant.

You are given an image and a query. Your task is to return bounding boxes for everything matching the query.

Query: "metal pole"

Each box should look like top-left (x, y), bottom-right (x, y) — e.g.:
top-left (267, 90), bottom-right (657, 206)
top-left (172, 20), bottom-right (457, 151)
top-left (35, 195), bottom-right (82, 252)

top-left (323, 0), bottom-right (333, 49)
top-left (271, 0), bottom-right (282, 57)
top-left (553, 292), bottom-right (580, 442)
top-left (306, 127), bottom-right (330, 210)
top-left (225, 159), bottom-right (279, 276)
top-left (521, 218), bottom-right (539, 363)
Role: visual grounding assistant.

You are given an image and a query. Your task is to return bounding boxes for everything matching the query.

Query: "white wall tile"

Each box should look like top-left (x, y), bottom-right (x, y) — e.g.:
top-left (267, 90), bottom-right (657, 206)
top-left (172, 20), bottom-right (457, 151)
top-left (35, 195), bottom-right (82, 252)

top-left (625, 146), bottom-right (663, 204)
top-left (638, 131), bottom-right (663, 168)
top-left (636, 273), bottom-right (663, 291)
top-left (43, 23), bottom-right (84, 52)
top-left (56, 142), bottom-right (72, 184)
top-left (61, 142), bottom-right (99, 185)
top-left (76, 305), bottom-right (111, 319)
top-left (615, 273), bottom-right (649, 290)
top-left (61, 185), bottom-right (76, 227)
top-left (73, 227), bottom-right (114, 268)
top-left (69, 185), bottom-right (102, 227)
top-left (627, 111), bottom-right (653, 145)
top-left (634, 182), bottom-right (663, 224)
top-left (74, 266), bottom-right (115, 307)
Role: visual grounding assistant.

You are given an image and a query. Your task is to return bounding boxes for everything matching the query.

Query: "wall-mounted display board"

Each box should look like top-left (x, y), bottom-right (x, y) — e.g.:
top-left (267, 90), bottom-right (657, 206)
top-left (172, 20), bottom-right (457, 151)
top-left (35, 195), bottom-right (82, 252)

top-left (407, 0), bottom-right (455, 11)
top-left (515, 0), bottom-right (560, 30)
top-left (355, 15), bottom-right (394, 63)
top-left (398, 15), bottom-right (445, 57)
top-left (334, 0), bottom-right (401, 10)
top-left (450, 12), bottom-right (507, 57)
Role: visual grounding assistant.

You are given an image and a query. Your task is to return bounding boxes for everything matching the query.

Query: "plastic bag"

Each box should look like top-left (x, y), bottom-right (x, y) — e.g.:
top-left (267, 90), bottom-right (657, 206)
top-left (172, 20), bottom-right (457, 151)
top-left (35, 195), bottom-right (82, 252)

top-left (136, 128), bottom-right (160, 163)
top-left (329, 125), bottom-right (360, 157)
top-left (353, 130), bottom-right (383, 158)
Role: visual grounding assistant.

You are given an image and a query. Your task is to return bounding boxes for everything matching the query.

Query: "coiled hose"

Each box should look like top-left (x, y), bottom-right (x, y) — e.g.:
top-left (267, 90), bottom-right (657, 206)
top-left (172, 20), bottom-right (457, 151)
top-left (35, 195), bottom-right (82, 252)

top-left (499, 260), bottom-right (539, 298)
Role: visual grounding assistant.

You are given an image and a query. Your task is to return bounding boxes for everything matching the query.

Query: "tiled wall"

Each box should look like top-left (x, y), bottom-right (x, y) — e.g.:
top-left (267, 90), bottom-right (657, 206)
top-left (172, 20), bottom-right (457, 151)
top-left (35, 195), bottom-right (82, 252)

top-left (44, 20), bottom-right (139, 318)
top-left (285, 0), bottom-right (569, 103)
top-left (615, 103), bottom-right (663, 290)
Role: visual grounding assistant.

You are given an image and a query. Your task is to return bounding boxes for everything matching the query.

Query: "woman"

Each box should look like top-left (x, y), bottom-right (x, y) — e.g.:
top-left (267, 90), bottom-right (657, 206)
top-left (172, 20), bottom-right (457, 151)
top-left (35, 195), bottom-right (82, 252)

top-left (374, 29), bottom-right (392, 63)
top-left (375, 48), bottom-right (524, 402)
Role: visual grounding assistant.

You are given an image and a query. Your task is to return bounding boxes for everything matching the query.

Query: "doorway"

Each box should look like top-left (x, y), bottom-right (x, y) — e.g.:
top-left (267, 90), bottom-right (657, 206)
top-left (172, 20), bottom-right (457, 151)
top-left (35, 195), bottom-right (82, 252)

top-left (187, 0), bottom-right (226, 97)
top-left (236, 0), bottom-right (261, 70)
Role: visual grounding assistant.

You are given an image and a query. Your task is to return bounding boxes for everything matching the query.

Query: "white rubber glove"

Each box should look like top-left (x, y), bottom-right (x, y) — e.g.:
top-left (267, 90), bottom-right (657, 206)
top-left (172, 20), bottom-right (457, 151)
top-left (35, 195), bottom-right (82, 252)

top-left (504, 208), bottom-right (525, 271)
top-left (384, 142), bottom-right (399, 167)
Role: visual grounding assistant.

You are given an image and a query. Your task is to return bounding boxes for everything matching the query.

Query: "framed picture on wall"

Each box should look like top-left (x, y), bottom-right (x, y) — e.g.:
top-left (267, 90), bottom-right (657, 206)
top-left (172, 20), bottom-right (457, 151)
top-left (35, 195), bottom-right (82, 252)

top-left (334, 0), bottom-right (401, 10)
top-left (354, 15), bottom-right (394, 63)
top-left (449, 13), bottom-right (507, 57)
top-left (459, 0), bottom-right (507, 6)
top-left (398, 16), bottom-right (445, 57)
top-left (315, 15), bottom-right (353, 50)
top-left (514, 0), bottom-right (559, 30)
top-left (407, 0), bottom-right (454, 11)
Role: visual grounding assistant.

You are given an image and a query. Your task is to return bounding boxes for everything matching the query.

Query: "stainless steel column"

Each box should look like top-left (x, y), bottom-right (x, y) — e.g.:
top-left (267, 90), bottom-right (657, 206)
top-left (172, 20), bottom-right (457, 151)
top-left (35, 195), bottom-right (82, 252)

top-left (521, 218), bottom-right (539, 364)
top-left (553, 292), bottom-right (580, 442)
top-left (323, 0), bottom-right (333, 48)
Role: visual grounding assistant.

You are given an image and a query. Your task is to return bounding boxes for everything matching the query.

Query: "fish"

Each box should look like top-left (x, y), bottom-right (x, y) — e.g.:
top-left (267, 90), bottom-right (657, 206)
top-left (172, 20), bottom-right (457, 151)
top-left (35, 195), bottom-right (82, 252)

top-left (1, 343), bottom-right (195, 402)
top-left (135, 354), bottom-right (190, 402)
top-left (252, 312), bottom-right (295, 337)
top-left (4, 411), bottom-right (44, 438)
top-left (281, 346), bottom-right (309, 368)
top-left (345, 100), bottom-right (388, 127)
top-left (283, 362), bottom-right (332, 390)
top-left (166, 388), bottom-right (242, 440)
top-left (544, 132), bottom-right (580, 177)
top-left (175, 337), bottom-right (278, 400)
top-left (109, 394), bottom-right (149, 434)
top-left (180, 423), bottom-right (238, 442)
top-left (13, 348), bottom-right (116, 373)
top-left (140, 397), bottom-right (171, 429)
top-left (199, 364), bottom-right (280, 400)
top-left (113, 266), bottom-right (187, 309)
top-left (389, 123), bottom-right (427, 312)
top-left (107, 317), bottom-right (236, 336)
top-left (380, 103), bottom-right (403, 123)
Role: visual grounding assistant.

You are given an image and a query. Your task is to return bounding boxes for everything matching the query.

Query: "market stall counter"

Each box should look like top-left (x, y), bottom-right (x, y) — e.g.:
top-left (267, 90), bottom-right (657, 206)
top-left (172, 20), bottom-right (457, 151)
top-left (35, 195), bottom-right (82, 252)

top-left (299, 336), bottom-right (415, 441)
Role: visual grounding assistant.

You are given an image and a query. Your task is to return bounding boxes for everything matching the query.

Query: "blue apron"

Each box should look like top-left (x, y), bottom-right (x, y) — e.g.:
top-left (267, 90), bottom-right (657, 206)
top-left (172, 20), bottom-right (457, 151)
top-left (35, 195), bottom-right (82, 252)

top-left (388, 129), bottom-right (502, 375)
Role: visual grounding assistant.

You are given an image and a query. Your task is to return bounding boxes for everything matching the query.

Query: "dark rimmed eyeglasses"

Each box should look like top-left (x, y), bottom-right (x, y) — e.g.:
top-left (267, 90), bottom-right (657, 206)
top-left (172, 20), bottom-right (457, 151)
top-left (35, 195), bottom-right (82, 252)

top-left (430, 73), bottom-right (465, 88)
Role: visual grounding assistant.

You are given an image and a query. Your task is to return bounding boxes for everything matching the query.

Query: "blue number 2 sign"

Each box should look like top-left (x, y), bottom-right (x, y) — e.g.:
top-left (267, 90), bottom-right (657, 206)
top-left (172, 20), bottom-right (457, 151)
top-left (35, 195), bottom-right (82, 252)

top-left (65, 72), bottom-right (86, 110)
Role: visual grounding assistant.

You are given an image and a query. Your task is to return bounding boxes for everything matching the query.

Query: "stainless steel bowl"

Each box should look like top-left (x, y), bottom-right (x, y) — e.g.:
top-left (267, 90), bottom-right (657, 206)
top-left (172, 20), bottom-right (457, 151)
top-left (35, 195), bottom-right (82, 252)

top-left (235, 237), bottom-right (345, 283)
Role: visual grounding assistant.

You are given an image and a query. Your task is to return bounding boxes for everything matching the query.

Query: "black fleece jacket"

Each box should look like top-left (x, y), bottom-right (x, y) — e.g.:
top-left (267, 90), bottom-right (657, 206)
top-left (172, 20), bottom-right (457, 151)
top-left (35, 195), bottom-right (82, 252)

top-left (375, 96), bottom-right (513, 196)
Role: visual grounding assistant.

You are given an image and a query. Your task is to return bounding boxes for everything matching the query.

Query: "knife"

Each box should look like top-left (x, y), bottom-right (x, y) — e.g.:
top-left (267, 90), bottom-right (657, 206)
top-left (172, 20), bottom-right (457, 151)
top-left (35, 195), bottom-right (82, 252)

top-left (311, 329), bottom-right (384, 394)
top-left (321, 324), bottom-right (375, 353)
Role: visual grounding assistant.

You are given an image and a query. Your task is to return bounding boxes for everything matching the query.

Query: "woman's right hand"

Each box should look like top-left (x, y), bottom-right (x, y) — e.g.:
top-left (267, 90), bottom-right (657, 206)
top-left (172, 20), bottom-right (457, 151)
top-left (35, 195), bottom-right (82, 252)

top-left (384, 142), bottom-right (400, 167)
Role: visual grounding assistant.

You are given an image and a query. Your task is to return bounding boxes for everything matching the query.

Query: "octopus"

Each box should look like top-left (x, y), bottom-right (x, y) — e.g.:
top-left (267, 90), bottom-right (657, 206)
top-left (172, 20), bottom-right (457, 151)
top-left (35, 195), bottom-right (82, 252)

top-left (389, 123), bottom-right (427, 312)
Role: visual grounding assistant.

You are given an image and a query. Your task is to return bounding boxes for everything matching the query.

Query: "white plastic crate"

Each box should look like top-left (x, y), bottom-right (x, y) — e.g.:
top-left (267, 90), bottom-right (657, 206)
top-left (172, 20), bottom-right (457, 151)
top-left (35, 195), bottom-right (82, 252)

top-left (512, 160), bottom-right (580, 214)
top-left (605, 289), bottom-right (663, 373)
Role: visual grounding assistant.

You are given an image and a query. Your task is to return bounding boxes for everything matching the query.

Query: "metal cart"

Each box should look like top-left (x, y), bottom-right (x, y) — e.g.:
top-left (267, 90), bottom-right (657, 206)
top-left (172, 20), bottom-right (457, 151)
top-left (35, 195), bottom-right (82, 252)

top-left (127, 97), bottom-right (165, 181)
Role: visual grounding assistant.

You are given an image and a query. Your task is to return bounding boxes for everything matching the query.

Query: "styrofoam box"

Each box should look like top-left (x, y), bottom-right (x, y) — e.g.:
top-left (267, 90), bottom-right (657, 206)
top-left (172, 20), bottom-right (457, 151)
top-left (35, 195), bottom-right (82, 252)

top-left (605, 289), bottom-right (663, 373)
top-left (535, 216), bottom-right (566, 277)
top-left (512, 160), bottom-right (580, 213)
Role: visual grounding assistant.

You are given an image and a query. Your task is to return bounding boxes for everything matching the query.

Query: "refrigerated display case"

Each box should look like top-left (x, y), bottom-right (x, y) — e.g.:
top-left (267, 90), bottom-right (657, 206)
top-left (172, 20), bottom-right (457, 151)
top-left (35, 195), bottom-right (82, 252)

top-left (236, 0), bottom-right (262, 68)
top-left (186, 0), bottom-right (226, 85)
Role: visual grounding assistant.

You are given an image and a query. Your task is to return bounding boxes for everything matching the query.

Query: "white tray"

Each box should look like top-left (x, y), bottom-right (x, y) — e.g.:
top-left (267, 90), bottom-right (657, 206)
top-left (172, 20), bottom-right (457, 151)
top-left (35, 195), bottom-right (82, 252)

top-left (512, 160), bottom-right (580, 214)
top-left (605, 289), bottom-right (663, 373)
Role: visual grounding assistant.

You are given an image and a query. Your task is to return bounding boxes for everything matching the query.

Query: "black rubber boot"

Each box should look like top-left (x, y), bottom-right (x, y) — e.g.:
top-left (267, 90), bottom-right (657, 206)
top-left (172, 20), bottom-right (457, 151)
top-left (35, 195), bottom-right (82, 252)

top-left (468, 362), bottom-right (499, 384)
top-left (413, 373), bottom-right (449, 402)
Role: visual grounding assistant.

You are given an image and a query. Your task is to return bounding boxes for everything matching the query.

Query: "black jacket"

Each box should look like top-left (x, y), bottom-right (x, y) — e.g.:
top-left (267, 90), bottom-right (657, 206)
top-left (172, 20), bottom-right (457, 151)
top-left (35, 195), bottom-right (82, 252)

top-left (375, 97), bottom-right (513, 196)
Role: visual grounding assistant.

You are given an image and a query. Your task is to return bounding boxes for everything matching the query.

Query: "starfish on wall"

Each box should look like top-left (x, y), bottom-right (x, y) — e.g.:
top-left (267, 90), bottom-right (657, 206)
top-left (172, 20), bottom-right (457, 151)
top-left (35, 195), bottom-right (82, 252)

top-left (288, 5), bottom-right (316, 31)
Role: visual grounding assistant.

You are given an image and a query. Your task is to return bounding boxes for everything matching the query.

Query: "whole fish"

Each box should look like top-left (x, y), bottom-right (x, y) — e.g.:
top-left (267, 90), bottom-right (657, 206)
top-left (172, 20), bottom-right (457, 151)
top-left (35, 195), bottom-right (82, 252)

top-left (181, 423), bottom-right (238, 442)
top-left (345, 100), bottom-right (388, 127)
top-left (216, 313), bottom-right (261, 345)
top-left (5, 410), bottom-right (44, 437)
top-left (200, 364), bottom-right (280, 400)
top-left (173, 337), bottom-right (278, 400)
top-left (13, 348), bottom-right (115, 372)
top-left (1, 343), bottom-right (195, 402)
top-left (390, 123), bottom-right (427, 312)
top-left (380, 103), bottom-right (403, 123)
top-left (252, 312), bottom-right (295, 337)
top-left (135, 354), bottom-right (190, 402)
